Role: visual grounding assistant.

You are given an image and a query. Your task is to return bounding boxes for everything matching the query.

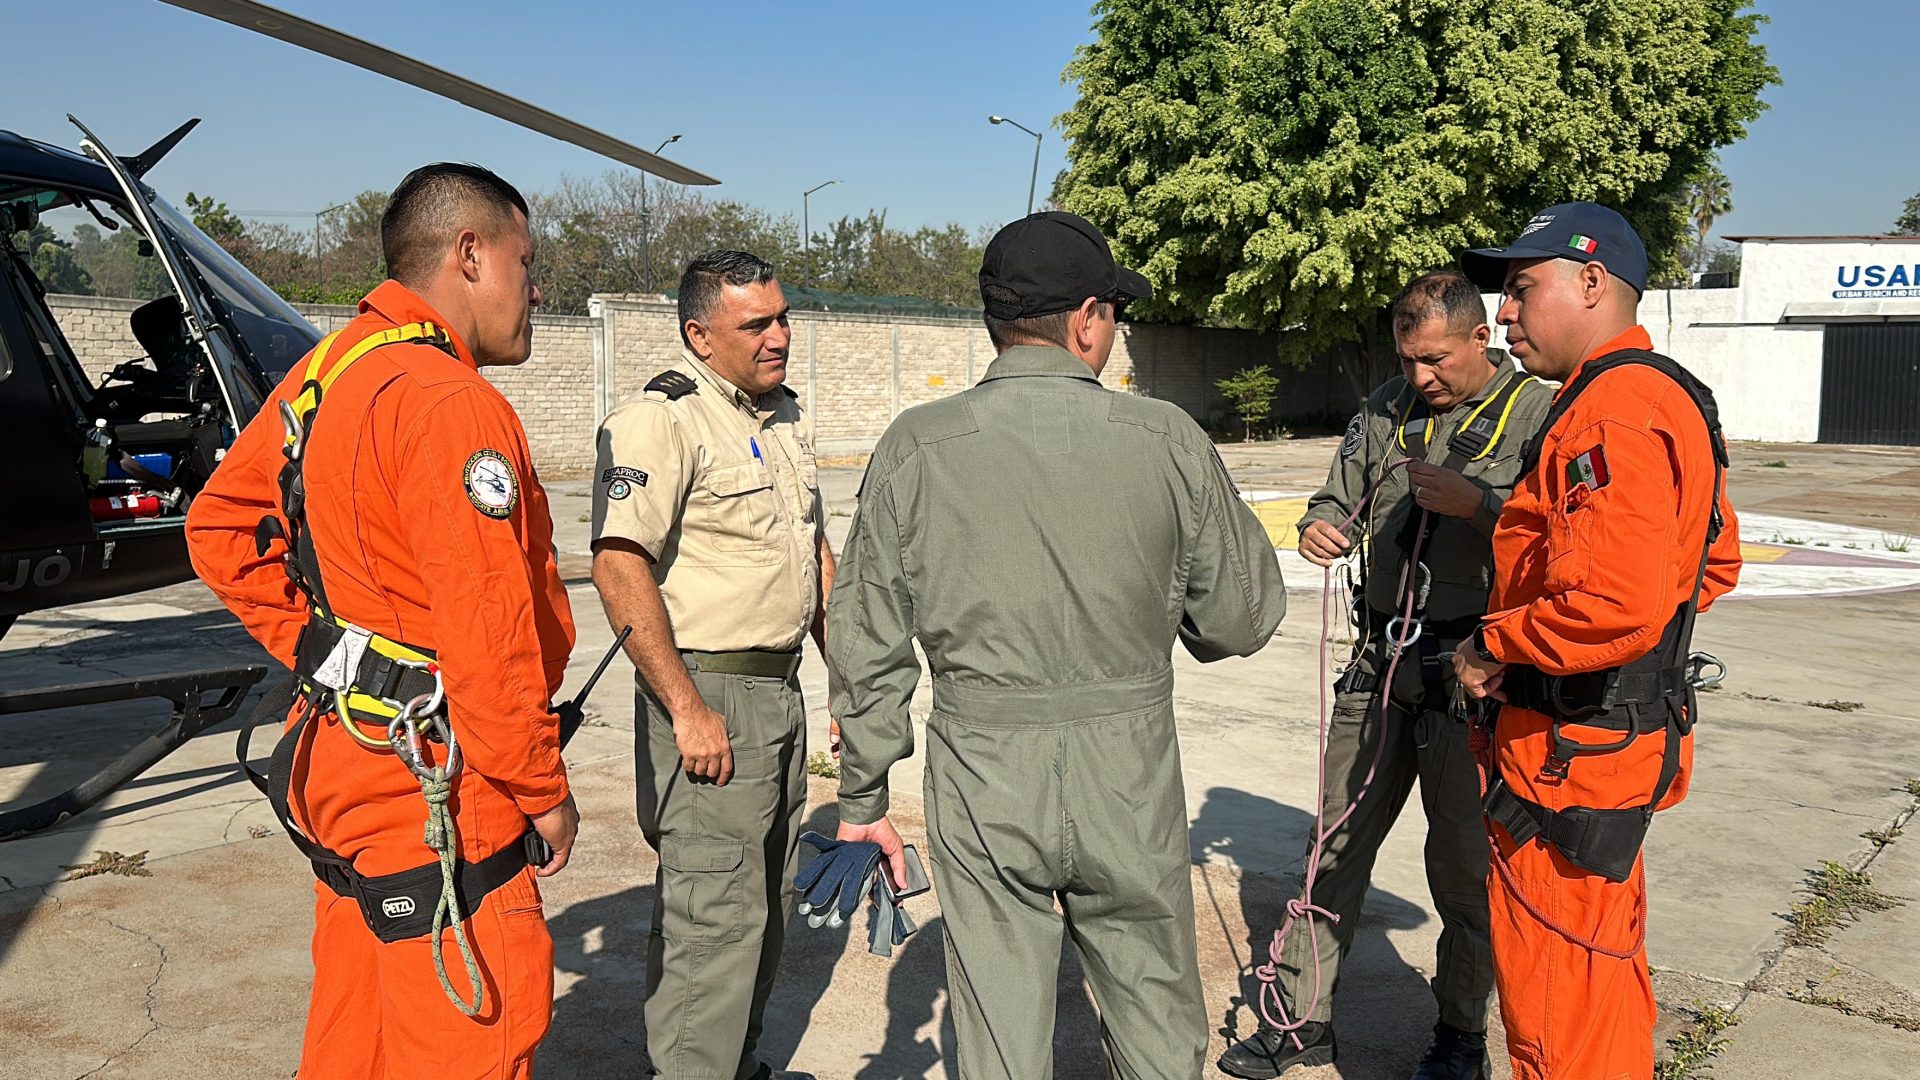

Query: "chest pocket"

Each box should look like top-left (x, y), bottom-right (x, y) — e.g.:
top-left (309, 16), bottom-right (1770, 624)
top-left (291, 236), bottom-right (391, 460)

top-left (705, 460), bottom-right (781, 553)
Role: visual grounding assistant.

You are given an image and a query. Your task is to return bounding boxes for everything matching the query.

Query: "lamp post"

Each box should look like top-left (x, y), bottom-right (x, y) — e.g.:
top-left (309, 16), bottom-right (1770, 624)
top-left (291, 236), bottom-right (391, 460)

top-left (802, 179), bottom-right (840, 287)
top-left (640, 134), bottom-right (682, 295)
top-left (314, 200), bottom-right (351, 298)
top-left (988, 115), bottom-right (1043, 216)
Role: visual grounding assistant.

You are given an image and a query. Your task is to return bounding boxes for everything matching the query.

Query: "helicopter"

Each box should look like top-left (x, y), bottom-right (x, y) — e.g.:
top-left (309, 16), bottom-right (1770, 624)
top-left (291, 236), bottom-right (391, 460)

top-left (0, 0), bottom-right (717, 837)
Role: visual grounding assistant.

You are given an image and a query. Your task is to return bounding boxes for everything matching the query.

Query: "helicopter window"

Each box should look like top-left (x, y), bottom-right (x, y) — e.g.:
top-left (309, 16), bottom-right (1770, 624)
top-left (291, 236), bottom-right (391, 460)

top-left (148, 195), bottom-right (320, 378)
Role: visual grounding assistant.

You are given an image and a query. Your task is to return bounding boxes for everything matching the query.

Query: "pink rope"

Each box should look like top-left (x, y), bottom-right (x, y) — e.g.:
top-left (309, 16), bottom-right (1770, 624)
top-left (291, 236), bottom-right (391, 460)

top-left (1253, 456), bottom-right (1426, 1042)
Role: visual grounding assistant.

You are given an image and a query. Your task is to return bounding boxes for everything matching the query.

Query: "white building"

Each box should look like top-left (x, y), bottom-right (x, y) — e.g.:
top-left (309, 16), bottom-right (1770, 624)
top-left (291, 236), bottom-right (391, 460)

top-left (1487, 236), bottom-right (1920, 445)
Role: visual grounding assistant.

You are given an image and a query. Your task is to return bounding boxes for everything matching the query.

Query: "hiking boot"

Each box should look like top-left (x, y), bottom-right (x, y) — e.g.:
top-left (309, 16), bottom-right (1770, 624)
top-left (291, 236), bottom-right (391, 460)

top-left (1216, 1020), bottom-right (1336, 1078)
top-left (1409, 1021), bottom-right (1489, 1080)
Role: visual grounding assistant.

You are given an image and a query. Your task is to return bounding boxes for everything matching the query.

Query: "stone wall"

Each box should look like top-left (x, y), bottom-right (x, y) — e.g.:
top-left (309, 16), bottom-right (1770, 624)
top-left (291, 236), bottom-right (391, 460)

top-left (45, 292), bottom-right (1338, 475)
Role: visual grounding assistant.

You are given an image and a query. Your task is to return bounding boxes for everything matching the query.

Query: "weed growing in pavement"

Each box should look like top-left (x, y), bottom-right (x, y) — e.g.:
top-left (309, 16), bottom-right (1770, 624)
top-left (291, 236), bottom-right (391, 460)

top-left (1784, 861), bottom-right (1903, 947)
top-left (58, 850), bottom-right (152, 880)
top-left (1789, 992), bottom-right (1920, 1033)
top-left (806, 751), bottom-right (841, 780)
top-left (1885, 531), bottom-right (1914, 554)
top-left (1767, 531), bottom-right (1807, 546)
top-left (1863, 825), bottom-right (1904, 849)
top-left (1805, 699), bottom-right (1865, 712)
top-left (1905, 778), bottom-right (1920, 798)
top-left (1758, 460), bottom-right (1788, 468)
top-left (1653, 1002), bottom-right (1739, 1079)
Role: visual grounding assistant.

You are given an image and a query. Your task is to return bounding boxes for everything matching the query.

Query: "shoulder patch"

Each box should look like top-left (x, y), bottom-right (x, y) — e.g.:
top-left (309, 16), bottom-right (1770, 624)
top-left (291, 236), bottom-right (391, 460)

top-left (645, 371), bottom-right (698, 400)
top-left (1339, 413), bottom-right (1365, 459)
top-left (601, 466), bottom-right (648, 501)
top-left (463, 449), bottom-right (519, 519)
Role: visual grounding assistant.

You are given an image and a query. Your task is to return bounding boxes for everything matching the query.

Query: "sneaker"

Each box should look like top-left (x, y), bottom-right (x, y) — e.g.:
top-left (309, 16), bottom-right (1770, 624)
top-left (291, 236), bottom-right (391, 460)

top-left (1216, 1021), bottom-right (1337, 1078)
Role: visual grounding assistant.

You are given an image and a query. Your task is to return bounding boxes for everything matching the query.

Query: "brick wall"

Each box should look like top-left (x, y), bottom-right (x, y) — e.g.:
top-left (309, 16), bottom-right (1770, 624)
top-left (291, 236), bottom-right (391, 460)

top-left (47, 292), bottom-right (1344, 476)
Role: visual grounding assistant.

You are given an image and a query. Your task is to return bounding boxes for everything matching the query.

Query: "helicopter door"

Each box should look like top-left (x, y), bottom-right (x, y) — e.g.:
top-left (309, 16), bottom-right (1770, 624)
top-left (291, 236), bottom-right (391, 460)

top-left (0, 251), bottom-right (93, 552)
top-left (68, 116), bottom-right (263, 430)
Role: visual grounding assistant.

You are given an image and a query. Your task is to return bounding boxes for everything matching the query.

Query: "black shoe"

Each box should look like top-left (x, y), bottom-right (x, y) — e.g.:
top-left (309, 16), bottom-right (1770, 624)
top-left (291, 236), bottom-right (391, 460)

top-left (1216, 1021), bottom-right (1336, 1078)
top-left (1409, 1021), bottom-right (1489, 1080)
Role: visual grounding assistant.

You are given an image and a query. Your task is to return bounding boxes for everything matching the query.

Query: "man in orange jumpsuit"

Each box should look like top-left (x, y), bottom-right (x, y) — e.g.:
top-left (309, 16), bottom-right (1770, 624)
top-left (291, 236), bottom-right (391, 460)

top-left (186, 163), bottom-right (577, 1079)
top-left (1451, 203), bottom-right (1741, 1080)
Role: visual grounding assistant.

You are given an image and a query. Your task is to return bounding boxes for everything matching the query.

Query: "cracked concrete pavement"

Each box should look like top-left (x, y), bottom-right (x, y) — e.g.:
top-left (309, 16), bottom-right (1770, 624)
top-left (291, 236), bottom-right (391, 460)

top-left (4, 438), bottom-right (1919, 1078)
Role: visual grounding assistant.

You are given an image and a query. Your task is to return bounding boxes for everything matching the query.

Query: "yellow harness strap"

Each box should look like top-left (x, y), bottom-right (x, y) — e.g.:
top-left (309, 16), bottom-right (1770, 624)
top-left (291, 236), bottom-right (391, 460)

top-left (284, 321), bottom-right (448, 446)
top-left (1396, 371), bottom-right (1540, 462)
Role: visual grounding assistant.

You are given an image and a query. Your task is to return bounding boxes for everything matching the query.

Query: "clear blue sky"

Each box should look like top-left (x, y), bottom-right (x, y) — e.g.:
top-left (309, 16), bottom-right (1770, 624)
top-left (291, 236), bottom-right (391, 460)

top-left (1, 1), bottom-right (1908, 242)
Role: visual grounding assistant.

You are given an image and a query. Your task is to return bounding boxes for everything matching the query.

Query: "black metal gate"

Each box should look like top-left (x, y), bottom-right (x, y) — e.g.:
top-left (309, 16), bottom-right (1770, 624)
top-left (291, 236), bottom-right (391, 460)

top-left (1819, 323), bottom-right (1920, 445)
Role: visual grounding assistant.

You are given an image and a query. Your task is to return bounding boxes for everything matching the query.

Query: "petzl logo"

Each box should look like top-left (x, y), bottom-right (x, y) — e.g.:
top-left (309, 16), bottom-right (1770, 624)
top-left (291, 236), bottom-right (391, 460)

top-left (382, 897), bottom-right (417, 919)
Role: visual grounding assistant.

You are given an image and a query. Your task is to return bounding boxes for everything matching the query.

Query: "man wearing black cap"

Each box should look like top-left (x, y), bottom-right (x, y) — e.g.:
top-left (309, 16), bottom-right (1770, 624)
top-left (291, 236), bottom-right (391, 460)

top-left (826, 210), bottom-right (1287, 1078)
top-left (1451, 203), bottom-right (1741, 1080)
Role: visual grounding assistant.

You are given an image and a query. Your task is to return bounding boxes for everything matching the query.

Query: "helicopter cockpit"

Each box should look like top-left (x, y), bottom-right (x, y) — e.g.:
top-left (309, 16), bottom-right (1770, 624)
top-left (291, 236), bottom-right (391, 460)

top-left (0, 168), bottom-right (314, 536)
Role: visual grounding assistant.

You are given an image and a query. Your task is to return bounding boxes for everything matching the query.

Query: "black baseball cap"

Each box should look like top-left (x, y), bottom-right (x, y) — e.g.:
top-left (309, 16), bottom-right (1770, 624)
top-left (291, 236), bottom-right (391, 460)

top-left (1461, 202), bottom-right (1649, 295)
top-left (978, 211), bottom-right (1153, 319)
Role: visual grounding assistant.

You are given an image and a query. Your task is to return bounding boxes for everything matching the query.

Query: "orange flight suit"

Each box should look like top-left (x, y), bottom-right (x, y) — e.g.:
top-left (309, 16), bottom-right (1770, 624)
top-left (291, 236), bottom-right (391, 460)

top-left (186, 280), bottom-right (575, 1079)
top-left (1478, 326), bottom-right (1741, 1080)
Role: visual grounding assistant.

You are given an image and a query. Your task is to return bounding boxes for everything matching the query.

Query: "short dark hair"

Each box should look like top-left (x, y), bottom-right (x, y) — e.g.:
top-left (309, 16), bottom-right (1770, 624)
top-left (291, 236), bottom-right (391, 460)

top-left (981, 283), bottom-right (1082, 350)
top-left (1390, 270), bottom-right (1487, 338)
top-left (380, 163), bottom-right (529, 287)
top-left (679, 250), bottom-right (779, 346)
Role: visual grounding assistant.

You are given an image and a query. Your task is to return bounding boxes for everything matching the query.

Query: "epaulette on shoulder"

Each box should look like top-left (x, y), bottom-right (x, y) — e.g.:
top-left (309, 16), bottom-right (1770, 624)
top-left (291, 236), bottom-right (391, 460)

top-left (646, 371), bottom-right (698, 400)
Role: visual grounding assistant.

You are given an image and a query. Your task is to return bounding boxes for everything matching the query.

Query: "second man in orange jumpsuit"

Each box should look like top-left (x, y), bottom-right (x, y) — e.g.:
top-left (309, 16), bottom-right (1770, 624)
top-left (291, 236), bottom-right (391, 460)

top-left (1454, 203), bottom-right (1741, 1080)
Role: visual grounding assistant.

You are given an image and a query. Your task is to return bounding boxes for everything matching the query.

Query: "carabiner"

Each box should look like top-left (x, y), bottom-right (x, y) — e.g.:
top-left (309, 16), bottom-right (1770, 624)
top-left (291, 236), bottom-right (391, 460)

top-left (1384, 615), bottom-right (1424, 651)
top-left (396, 659), bottom-right (445, 718)
top-left (1687, 651), bottom-right (1727, 690)
top-left (278, 399), bottom-right (306, 462)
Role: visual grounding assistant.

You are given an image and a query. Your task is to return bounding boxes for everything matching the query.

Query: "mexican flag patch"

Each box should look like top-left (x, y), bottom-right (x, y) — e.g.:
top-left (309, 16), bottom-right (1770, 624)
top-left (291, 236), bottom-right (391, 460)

top-left (1566, 444), bottom-right (1610, 490)
top-left (1568, 234), bottom-right (1599, 254)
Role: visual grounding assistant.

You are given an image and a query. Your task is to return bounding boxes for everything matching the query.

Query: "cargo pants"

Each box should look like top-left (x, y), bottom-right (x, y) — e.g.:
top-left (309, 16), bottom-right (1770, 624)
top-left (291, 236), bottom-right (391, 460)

top-left (1274, 641), bottom-right (1494, 1033)
top-left (924, 676), bottom-right (1207, 1080)
top-left (637, 661), bottom-right (808, 1079)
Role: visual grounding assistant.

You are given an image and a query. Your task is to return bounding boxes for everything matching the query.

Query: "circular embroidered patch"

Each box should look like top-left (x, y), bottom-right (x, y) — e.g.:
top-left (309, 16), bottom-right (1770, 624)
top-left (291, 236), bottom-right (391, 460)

top-left (607, 478), bottom-right (631, 501)
top-left (464, 449), bottom-right (518, 519)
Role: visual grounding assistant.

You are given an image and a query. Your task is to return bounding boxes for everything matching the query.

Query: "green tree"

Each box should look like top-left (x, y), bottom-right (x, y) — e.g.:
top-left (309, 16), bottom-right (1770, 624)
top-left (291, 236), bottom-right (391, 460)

top-left (1892, 192), bottom-right (1920, 236)
top-left (1058, 0), bottom-right (1777, 398)
top-left (1688, 164), bottom-right (1734, 272)
top-left (1217, 364), bottom-right (1280, 441)
top-left (18, 224), bottom-right (94, 294)
top-left (184, 192), bottom-right (247, 247)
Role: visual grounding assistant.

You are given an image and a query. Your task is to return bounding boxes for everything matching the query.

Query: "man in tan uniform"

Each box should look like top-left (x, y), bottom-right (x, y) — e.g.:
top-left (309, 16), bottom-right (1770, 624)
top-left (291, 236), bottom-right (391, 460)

top-left (590, 250), bottom-right (832, 1080)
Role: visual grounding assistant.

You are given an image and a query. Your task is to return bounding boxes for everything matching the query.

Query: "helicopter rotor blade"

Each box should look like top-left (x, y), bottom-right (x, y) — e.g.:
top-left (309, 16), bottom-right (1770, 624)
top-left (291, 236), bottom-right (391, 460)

top-left (154, 0), bottom-right (719, 185)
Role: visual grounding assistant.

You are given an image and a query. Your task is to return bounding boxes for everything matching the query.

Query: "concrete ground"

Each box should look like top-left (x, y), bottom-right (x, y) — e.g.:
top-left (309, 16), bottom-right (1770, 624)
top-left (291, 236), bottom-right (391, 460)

top-left (3, 438), bottom-right (1919, 1079)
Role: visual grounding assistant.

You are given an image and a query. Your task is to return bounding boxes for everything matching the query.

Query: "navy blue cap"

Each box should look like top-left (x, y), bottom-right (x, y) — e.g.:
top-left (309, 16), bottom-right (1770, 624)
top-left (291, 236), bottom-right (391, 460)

top-left (1461, 202), bottom-right (1648, 294)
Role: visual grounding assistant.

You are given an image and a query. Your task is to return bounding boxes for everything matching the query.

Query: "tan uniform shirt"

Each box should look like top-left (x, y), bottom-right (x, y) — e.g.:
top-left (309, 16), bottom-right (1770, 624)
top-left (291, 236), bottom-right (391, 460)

top-left (592, 349), bottom-right (822, 652)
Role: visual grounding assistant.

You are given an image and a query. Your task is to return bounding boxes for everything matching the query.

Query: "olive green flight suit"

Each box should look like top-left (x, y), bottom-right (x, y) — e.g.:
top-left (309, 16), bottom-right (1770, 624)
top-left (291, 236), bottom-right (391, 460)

top-left (828, 345), bottom-right (1287, 1080)
top-left (1281, 353), bottom-right (1551, 1034)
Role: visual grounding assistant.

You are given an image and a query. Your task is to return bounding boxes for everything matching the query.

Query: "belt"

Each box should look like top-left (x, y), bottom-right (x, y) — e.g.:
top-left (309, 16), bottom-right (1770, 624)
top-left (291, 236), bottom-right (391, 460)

top-left (681, 648), bottom-right (802, 679)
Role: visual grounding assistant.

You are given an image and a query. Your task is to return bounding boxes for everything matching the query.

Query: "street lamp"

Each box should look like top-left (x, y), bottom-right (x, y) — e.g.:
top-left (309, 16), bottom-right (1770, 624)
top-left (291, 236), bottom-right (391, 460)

top-left (988, 115), bottom-right (1043, 216)
top-left (640, 134), bottom-right (682, 295)
top-left (315, 200), bottom-right (351, 298)
top-left (802, 179), bottom-right (840, 287)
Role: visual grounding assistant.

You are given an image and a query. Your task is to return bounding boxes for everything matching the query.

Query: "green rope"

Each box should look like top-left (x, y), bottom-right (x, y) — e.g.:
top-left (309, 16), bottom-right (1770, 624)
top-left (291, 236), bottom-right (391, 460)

top-left (419, 768), bottom-right (484, 1016)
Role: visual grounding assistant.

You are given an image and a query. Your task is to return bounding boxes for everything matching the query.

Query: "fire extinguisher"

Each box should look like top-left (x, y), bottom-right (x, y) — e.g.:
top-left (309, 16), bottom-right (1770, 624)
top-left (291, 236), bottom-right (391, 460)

top-left (90, 491), bottom-right (166, 522)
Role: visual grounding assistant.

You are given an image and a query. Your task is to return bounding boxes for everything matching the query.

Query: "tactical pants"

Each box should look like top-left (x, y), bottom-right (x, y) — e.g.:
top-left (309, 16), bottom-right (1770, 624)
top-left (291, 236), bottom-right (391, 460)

top-left (637, 663), bottom-right (807, 1079)
top-left (924, 683), bottom-right (1206, 1080)
top-left (1275, 648), bottom-right (1493, 1033)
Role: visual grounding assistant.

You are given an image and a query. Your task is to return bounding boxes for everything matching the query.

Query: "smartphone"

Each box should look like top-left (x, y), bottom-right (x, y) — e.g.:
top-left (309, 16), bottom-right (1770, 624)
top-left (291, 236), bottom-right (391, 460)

top-left (880, 844), bottom-right (931, 902)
